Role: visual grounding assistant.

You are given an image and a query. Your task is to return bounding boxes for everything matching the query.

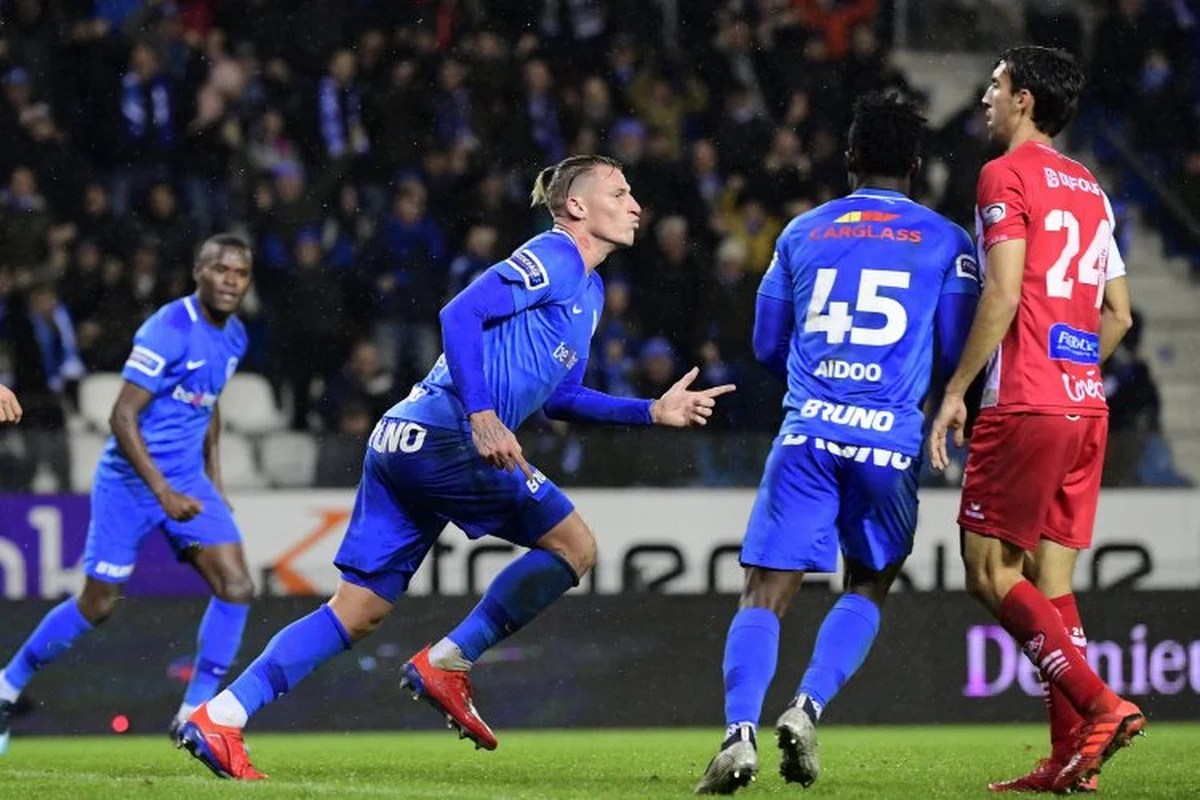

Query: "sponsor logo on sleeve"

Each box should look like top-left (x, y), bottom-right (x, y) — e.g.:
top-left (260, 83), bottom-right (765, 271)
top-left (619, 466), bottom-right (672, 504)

top-left (506, 248), bottom-right (550, 290)
top-left (955, 253), bottom-right (980, 282)
top-left (981, 203), bottom-right (1007, 227)
top-left (125, 345), bottom-right (166, 377)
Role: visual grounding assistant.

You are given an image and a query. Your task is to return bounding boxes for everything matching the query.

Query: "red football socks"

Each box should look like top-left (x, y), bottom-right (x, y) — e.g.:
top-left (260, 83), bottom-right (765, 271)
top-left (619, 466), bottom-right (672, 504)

top-left (998, 581), bottom-right (1117, 718)
top-left (1046, 593), bottom-right (1087, 761)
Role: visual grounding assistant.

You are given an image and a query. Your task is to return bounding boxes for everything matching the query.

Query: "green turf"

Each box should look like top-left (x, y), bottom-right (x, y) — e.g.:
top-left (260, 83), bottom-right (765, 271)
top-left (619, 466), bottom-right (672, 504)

top-left (0, 724), bottom-right (1192, 799)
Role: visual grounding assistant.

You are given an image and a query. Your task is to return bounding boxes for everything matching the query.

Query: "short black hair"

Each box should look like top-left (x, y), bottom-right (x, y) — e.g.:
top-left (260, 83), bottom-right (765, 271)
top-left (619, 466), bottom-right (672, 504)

top-left (195, 233), bottom-right (252, 267)
top-left (996, 46), bottom-right (1084, 137)
top-left (848, 91), bottom-right (925, 179)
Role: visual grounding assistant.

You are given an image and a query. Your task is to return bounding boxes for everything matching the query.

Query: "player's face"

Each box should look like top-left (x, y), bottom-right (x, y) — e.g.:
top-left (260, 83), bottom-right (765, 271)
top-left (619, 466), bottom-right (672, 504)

top-left (982, 62), bottom-right (1019, 144)
top-left (195, 248), bottom-right (253, 317)
top-left (579, 168), bottom-right (641, 248)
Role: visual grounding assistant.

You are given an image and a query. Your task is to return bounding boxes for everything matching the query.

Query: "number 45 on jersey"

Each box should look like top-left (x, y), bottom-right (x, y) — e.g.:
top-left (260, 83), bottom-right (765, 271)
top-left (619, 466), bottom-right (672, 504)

top-left (804, 268), bottom-right (910, 347)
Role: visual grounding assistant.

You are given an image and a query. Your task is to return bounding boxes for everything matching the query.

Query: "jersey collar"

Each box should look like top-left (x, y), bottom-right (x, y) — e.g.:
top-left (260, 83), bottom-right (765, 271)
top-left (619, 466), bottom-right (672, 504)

top-left (848, 188), bottom-right (914, 203)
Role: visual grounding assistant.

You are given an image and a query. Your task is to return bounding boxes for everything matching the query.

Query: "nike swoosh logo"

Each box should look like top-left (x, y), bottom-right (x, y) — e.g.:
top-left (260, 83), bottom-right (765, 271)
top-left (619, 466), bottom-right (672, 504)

top-left (571, 305), bottom-right (583, 314)
top-left (186, 360), bottom-right (207, 370)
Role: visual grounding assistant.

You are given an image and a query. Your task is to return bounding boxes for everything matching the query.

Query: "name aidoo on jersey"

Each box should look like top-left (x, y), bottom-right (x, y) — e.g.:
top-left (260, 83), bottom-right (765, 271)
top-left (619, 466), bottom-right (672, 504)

top-left (799, 399), bottom-right (895, 432)
top-left (815, 358), bottom-right (882, 382)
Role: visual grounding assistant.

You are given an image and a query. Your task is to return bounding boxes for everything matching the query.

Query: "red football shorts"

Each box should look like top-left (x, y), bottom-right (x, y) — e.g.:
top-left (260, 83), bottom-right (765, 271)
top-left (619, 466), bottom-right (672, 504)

top-left (958, 412), bottom-right (1108, 551)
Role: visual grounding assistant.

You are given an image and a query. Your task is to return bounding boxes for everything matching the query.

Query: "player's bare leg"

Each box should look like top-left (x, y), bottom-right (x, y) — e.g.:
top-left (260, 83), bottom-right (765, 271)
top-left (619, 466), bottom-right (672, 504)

top-left (963, 531), bottom-right (1143, 792)
top-left (697, 567), bottom-right (803, 794)
top-left (776, 558), bottom-right (904, 789)
top-left (403, 512), bottom-right (594, 751)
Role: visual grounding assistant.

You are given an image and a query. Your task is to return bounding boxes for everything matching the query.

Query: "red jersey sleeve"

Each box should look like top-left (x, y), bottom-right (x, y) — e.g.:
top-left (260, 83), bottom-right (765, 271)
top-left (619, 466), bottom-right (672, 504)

top-left (976, 160), bottom-right (1028, 252)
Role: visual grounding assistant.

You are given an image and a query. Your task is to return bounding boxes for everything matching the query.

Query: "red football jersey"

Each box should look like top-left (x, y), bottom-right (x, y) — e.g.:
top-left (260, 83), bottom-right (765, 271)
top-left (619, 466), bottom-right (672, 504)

top-left (974, 141), bottom-right (1126, 416)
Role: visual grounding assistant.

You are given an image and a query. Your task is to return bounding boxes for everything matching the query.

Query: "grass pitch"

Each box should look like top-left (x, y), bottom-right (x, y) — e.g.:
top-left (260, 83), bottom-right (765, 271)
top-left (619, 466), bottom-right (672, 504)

top-left (0, 724), bottom-right (1194, 799)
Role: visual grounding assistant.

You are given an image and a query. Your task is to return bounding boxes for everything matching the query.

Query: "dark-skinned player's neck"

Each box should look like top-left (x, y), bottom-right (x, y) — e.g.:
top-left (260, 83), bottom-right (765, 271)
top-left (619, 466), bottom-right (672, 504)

top-left (553, 221), bottom-right (612, 273)
top-left (854, 176), bottom-right (910, 196)
top-left (196, 294), bottom-right (231, 329)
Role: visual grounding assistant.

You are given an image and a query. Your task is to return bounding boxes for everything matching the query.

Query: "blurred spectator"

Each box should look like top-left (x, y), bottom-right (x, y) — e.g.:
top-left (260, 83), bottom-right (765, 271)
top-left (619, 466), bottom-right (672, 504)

top-left (634, 336), bottom-right (681, 398)
top-left (0, 165), bottom-right (54, 269)
top-left (280, 230), bottom-right (348, 431)
top-left (447, 225), bottom-right (499, 297)
top-left (696, 237), bottom-right (758, 366)
top-left (320, 340), bottom-right (395, 432)
top-left (638, 215), bottom-right (702, 359)
top-left (315, 401), bottom-right (374, 487)
top-left (136, 182), bottom-right (195, 270)
top-left (109, 40), bottom-right (179, 216)
top-left (365, 180), bottom-right (447, 379)
top-left (725, 195), bottom-right (783, 274)
top-left (317, 49), bottom-right (370, 163)
top-left (2, 282), bottom-right (83, 491)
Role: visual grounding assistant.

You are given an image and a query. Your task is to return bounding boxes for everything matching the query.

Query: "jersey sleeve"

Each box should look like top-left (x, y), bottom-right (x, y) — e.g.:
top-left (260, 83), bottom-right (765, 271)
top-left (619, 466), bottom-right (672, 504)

top-left (976, 159), bottom-right (1029, 252)
top-left (941, 224), bottom-right (983, 297)
top-left (492, 234), bottom-right (586, 312)
top-left (757, 240), bottom-right (793, 302)
top-left (1101, 193), bottom-right (1128, 280)
top-left (122, 309), bottom-right (186, 393)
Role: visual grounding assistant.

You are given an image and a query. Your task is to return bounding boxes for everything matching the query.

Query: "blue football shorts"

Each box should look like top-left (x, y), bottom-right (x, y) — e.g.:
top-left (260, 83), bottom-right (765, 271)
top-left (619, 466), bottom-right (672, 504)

top-left (741, 433), bottom-right (921, 574)
top-left (83, 466), bottom-right (241, 583)
top-left (334, 418), bottom-right (575, 603)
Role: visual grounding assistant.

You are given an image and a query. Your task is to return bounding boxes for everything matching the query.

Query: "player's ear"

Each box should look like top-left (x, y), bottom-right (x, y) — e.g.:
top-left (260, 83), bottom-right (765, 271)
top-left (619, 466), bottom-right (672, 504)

top-left (565, 194), bottom-right (587, 221)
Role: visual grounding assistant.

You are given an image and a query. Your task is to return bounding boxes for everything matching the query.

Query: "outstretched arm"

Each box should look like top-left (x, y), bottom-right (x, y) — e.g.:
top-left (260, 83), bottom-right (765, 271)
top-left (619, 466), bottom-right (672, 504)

top-left (542, 357), bottom-right (654, 425)
top-left (544, 361), bottom-right (735, 428)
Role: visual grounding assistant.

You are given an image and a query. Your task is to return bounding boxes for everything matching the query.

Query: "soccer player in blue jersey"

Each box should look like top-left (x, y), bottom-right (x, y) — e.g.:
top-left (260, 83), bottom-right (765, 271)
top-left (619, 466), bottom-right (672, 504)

top-left (696, 93), bottom-right (981, 794)
top-left (0, 235), bottom-right (255, 756)
top-left (180, 155), bottom-right (735, 780)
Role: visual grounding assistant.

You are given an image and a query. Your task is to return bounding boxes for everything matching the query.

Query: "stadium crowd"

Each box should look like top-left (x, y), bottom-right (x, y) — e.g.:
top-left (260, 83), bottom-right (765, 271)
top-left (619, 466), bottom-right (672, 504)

top-left (0, 0), bottom-right (1186, 489)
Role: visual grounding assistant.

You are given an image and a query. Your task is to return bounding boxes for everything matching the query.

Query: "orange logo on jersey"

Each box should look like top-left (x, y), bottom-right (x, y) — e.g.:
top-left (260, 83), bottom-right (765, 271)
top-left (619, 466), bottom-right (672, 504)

top-left (833, 210), bottom-right (900, 223)
top-left (810, 224), bottom-right (923, 243)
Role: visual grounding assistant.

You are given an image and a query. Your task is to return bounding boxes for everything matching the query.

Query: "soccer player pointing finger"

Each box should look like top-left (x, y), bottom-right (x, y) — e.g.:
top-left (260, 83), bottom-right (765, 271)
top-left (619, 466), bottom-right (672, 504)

top-left (179, 156), bottom-right (734, 780)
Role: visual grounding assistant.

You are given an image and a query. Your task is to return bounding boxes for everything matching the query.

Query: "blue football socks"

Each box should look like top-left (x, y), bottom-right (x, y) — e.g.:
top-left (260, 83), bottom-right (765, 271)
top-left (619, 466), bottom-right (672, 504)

top-left (723, 608), bottom-right (781, 728)
top-left (2, 597), bottom-right (94, 696)
top-left (183, 597), bottom-right (250, 707)
top-left (448, 549), bottom-right (578, 662)
top-left (798, 593), bottom-right (881, 713)
top-left (226, 604), bottom-right (351, 722)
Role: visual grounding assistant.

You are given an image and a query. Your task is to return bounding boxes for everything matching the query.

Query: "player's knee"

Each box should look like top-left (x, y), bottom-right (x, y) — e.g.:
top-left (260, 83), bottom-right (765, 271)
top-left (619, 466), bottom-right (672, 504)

top-left (78, 586), bottom-right (120, 625)
top-left (340, 607), bottom-right (389, 641)
top-left (537, 517), bottom-right (596, 579)
top-left (216, 573), bottom-right (255, 605)
top-left (963, 560), bottom-right (1006, 607)
top-left (571, 527), bottom-right (597, 577)
top-left (738, 568), bottom-right (803, 619)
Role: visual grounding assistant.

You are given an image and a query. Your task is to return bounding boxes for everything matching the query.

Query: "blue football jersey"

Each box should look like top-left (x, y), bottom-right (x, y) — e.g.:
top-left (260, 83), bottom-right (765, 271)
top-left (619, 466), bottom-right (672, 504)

top-left (100, 295), bottom-right (247, 480)
top-left (759, 189), bottom-right (980, 455)
top-left (392, 229), bottom-right (604, 431)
